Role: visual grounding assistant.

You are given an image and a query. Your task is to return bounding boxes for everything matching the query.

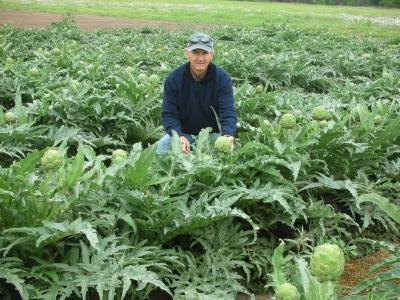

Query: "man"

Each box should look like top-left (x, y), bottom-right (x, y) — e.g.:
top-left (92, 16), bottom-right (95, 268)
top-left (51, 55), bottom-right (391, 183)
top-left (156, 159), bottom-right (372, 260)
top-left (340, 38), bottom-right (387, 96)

top-left (156, 32), bottom-right (237, 154)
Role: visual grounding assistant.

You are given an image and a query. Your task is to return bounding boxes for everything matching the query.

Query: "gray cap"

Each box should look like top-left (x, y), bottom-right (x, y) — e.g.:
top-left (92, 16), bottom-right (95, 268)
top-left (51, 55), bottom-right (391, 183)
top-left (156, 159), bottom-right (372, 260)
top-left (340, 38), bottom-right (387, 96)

top-left (187, 32), bottom-right (213, 52)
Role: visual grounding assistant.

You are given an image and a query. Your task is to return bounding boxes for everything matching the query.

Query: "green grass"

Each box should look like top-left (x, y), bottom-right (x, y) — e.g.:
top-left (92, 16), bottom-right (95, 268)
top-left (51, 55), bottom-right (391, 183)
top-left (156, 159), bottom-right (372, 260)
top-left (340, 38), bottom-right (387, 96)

top-left (1, 0), bottom-right (400, 38)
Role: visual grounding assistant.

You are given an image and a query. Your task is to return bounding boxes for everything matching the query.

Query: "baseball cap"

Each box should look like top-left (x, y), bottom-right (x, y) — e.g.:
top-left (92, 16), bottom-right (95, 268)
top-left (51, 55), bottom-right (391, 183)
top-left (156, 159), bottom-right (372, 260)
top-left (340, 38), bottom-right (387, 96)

top-left (187, 32), bottom-right (213, 52)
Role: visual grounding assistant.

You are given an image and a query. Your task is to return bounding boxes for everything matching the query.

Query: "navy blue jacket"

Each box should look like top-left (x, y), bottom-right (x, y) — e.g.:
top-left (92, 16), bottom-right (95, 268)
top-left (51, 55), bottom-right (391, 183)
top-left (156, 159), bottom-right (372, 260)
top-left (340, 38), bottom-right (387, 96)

top-left (161, 62), bottom-right (237, 137)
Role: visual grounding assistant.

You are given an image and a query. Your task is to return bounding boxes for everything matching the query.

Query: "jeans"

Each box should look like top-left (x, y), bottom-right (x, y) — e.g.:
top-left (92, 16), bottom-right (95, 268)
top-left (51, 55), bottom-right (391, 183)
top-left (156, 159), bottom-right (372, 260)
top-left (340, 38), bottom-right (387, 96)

top-left (156, 132), bottom-right (220, 154)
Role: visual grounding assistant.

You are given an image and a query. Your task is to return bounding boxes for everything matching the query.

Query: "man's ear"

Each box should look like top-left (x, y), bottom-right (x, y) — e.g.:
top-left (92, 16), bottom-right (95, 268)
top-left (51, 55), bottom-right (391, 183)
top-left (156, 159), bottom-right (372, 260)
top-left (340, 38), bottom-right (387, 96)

top-left (184, 48), bottom-right (189, 58)
top-left (210, 49), bottom-right (215, 58)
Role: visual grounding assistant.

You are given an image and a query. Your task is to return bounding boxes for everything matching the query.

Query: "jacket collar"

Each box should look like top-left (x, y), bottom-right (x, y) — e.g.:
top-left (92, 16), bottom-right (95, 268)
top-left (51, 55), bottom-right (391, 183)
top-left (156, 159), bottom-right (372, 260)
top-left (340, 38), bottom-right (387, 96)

top-left (184, 62), bottom-right (215, 82)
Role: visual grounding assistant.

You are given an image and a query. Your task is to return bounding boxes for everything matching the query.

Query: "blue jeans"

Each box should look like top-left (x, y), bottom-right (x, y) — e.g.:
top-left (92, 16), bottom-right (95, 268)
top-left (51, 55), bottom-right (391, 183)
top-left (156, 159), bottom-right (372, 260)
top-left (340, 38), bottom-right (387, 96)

top-left (156, 132), bottom-right (220, 154)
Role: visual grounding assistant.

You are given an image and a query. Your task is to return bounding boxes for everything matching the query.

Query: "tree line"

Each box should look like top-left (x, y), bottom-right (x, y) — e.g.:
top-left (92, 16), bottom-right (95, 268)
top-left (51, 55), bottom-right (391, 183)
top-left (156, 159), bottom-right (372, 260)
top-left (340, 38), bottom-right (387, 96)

top-left (240, 0), bottom-right (399, 8)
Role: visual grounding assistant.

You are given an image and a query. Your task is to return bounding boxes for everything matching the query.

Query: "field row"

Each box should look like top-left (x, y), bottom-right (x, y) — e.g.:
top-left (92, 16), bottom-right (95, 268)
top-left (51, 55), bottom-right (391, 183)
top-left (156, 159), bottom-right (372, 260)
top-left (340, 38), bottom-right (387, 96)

top-left (1, 0), bottom-right (400, 37)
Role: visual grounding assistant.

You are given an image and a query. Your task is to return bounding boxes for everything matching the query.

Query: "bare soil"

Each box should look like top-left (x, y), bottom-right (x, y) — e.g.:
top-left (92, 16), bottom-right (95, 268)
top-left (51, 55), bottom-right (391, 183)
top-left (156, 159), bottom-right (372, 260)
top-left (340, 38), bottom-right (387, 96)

top-left (0, 9), bottom-right (210, 31)
top-left (340, 249), bottom-right (389, 289)
top-left (338, 249), bottom-right (400, 297)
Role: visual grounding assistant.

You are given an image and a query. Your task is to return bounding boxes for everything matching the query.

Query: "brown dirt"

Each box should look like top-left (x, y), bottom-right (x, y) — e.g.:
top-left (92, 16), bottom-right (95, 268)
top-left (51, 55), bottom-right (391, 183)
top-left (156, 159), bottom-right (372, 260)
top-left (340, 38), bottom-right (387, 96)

top-left (338, 249), bottom-right (399, 297)
top-left (0, 9), bottom-right (211, 31)
top-left (340, 250), bottom-right (388, 287)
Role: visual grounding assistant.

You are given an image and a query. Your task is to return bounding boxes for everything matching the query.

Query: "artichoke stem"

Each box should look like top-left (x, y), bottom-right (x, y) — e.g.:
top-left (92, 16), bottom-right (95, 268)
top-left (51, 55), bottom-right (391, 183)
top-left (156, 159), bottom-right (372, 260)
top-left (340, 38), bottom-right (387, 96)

top-left (319, 280), bottom-right (336, 300)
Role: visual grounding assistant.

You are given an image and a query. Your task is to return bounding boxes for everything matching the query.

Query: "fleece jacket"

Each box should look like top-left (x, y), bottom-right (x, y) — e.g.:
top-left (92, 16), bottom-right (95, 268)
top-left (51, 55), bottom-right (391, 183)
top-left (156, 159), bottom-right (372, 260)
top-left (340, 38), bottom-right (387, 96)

top-left (161, 62), bottom-right (237, 137)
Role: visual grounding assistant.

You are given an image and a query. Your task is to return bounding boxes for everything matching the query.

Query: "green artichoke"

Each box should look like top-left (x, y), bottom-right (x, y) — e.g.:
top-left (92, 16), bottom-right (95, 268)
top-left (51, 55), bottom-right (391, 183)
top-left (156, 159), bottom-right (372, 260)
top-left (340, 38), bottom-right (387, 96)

top-left (255, 84), bottom-right (264, 93)
top-left (279, 113), bottom-right (296, 129)
top-left (29, 67), bottom-right (40, 76)
top-left (112, 149), bottom-right (128, 162)
top-left (214, 136), bottom-right (232, 152)
top-left (41, 148), bottom-right (63, 170)
top-left (312, 106), bottom-right (330, 121)
top-left (126, 66), bottom-right (134, 73)
top-left (373, 115), bottom-right (382, 125)
top-left (310, 243), bottom-right (345, 282)
top-left (276, 283), bottom-right (300, 300)
top-left (4, 111), bottom-right (17, 123)
top-left (319, 120), bottom-right (328, 128)
top-left (137, 73), bottom-right (147, 83)
top-left (148, 74), bottom-right (159, 84)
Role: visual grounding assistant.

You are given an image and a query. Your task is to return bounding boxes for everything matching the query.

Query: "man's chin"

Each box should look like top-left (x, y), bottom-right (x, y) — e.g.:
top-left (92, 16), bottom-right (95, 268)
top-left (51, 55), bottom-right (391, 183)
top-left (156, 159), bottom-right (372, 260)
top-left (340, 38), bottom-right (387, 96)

top-left (194, 66), bottom-right (206, 72)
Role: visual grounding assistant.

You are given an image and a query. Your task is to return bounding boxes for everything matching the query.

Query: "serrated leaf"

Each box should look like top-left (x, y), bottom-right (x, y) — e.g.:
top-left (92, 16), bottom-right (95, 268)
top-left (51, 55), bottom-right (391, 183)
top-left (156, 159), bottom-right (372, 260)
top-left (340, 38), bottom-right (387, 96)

top-left (351, 268), bottom-right (400, 294)
top-left (0, 271), bottom-right (30, 300)
top-left (36, 219), bottom-right (100, 251)
top-left (288, 160), bottom-right (301, 181)
top-left (357, 193), bottom-right (400, 225)
top-left (271, 242), bottom-right (286, 287)
top-left (369, 255), bottom-right (400, 273)
top-left (12, 149), bottom-right (42, 175)
top-left (124, 143), bottom-right (157, 189)
top-left (121, 265), bottom-right (171, 296)
top-left (14, 88), bottom-right (27, 124)
top-left (118, 213), bottom-right (137, 233)
top-left (296, 257), bottom-right (323, 299)
top-left (371, 117), bottom-right (400, 148)
top-left (63, 146), bottom-right (84, 189)
top-left (0, 105), bottom-right (4, 125)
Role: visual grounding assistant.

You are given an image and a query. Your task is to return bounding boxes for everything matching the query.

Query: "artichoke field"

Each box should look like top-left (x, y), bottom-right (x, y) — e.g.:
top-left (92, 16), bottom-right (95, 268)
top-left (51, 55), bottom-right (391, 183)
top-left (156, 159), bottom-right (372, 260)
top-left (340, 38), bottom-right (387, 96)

top-left (0, 20), bottom-right (399, 299)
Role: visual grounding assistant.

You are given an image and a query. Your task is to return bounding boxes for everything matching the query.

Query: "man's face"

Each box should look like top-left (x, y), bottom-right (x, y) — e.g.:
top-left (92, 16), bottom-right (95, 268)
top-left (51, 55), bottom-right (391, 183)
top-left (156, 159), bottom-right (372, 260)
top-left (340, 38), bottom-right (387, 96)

top-left (185, 48), bottom-right (214, 74)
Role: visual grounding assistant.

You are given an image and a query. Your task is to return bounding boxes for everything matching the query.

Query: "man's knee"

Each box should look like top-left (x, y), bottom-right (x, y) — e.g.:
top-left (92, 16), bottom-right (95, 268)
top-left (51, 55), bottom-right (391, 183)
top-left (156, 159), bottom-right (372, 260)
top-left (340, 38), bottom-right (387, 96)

top-left (156, 134), bottom-right (172, 154)
top-left (210, 132), bottom-right (221, 141)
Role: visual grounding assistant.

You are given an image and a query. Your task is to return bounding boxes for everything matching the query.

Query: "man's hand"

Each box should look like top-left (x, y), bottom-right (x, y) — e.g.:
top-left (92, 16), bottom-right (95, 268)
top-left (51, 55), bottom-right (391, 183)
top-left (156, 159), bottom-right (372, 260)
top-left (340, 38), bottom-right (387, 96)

top-left (223, 135), bottom-right (235, 142)
top-left (179, 135), bottom-right (191, 153)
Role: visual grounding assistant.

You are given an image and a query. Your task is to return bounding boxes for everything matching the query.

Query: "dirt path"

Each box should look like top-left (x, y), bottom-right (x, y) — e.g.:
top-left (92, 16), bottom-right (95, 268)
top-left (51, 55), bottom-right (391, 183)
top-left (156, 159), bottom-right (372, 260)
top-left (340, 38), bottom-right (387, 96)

top-left (0, 9), bottom-right (210, 31)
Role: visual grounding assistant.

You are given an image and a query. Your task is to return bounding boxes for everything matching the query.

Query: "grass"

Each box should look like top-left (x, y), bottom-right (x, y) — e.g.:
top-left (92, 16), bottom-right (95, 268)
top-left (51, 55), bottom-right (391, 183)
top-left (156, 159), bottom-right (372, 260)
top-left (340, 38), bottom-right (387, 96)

top-left (1, 0), bottom-right (400, 38)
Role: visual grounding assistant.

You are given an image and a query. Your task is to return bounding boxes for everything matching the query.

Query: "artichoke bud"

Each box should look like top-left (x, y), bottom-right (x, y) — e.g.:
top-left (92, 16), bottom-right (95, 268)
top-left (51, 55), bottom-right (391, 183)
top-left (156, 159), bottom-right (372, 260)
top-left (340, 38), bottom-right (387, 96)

top-left (310, 243), bottom-right (345, 282)
top-left (4, 111), bottom-right (17, 123)
top-left (112, 149), bottom-right (128, 162)
top-left (279, 113), bottom-right (296, 129)
top-left (41, 148), bottom-right (63, 170)
top-left (214, 136), bottom-right (233, 152)
top-left (276, 283), bottom-right (300, 300)
top-left (312, 106), bottom-right (331, 121)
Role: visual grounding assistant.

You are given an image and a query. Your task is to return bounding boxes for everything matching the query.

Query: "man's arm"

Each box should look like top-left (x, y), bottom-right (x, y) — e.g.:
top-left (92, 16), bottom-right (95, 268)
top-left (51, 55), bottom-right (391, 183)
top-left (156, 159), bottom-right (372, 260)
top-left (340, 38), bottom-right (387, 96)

top-left (161, 77), bottom-right (184, 137)
top-left (162, 77), bottom-right (192, 153)
top-left (217, 72), bottom-right (237, 137)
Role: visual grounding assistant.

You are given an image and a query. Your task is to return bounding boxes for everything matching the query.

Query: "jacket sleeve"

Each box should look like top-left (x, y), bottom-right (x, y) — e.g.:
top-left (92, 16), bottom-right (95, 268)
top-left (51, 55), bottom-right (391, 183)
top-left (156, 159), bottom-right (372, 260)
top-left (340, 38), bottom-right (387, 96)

top-left (161, 76), bottom-right (184, 136)
top-left (217, 72), bottom-right (237, 136)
